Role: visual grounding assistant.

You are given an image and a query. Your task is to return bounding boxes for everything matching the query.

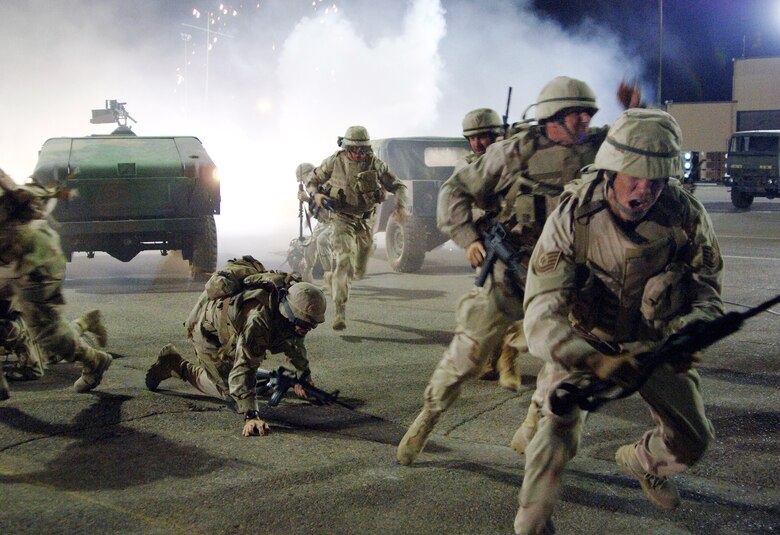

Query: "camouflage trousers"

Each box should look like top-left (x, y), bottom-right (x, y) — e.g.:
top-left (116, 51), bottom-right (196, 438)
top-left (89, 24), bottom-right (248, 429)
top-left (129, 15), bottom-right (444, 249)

top-left (514, 362), bottom-right (714, 534)
top-left (329, 216), bottom-right (373, 307)
top-left (13, 276), bottom-right (95, 368)
top-left (186, 316), bottom-right (234, 402)
top-left (422, 264), bottom-right (523, 414)
top-left (302, 221), bottom-right (333, 282)
top-left (1, 307), bottom-right (45, 381)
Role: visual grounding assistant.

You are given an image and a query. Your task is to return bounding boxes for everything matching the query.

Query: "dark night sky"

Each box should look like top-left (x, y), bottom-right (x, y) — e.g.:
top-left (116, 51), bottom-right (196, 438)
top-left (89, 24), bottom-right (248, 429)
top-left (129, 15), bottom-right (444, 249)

top-left (531, 0), bottom-right (780, 103)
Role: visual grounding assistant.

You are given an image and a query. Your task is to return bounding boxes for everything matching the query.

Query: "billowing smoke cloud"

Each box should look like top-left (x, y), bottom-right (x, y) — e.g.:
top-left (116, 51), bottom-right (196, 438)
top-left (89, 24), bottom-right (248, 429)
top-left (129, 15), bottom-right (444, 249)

top-left (0, 0), bottom-right (641, 267)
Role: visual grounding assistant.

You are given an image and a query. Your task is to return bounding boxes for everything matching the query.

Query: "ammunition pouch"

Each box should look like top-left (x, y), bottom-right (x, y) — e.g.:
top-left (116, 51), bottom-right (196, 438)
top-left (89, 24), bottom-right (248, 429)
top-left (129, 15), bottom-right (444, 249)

top-left (641, 264), bottom-right (691, 322)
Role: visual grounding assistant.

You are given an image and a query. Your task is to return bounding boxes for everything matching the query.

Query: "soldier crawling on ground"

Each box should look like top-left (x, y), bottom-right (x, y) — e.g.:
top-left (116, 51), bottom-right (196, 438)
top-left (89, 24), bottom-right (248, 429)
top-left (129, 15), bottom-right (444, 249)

top-left (145, 256), bottom-right (327, 437)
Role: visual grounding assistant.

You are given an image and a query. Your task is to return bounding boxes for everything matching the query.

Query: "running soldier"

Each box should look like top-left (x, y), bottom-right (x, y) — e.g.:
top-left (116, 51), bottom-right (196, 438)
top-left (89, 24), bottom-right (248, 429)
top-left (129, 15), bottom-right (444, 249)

top-left (515, 108), bottom-right (722, 534)
top-left (0, 169), bottom-right (110, 401)
top-left (296, 162), bottom-right (334, 288)
top-left (307, 126), bottom-right (408, 330)
top-left (397, 76), bottom-right (637, 464)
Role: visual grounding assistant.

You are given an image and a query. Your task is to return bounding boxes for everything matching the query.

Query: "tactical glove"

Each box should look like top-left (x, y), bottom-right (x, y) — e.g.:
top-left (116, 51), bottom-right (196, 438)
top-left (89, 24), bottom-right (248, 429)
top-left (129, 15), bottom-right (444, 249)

top-left (584, 351), bottom-right (643, 390)
top-left (670, 351), bottom-right (703, 373)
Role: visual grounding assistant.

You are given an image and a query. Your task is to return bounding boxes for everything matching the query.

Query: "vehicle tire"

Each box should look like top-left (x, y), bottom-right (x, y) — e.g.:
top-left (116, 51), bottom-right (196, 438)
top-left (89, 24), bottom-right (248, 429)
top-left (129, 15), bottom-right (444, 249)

top-left (385, 214), bottom-right (426, 273)
top-left (731, 189), bottom-right (754, 210)
top-left (191, 215), bottom-right (218, 281)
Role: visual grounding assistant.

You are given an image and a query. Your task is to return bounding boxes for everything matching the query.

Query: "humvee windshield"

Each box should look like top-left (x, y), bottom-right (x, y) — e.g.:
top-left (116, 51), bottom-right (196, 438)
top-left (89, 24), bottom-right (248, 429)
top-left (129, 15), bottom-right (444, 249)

top-left (729, 134), bottom-right (779, 154)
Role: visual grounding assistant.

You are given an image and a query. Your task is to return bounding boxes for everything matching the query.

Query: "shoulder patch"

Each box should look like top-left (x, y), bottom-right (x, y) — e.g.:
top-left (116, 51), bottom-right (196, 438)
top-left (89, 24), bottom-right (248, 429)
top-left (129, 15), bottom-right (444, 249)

top-left (702, 243), bottom-right (720, 269)
top-left (535, 250), bottom-right (562, 273)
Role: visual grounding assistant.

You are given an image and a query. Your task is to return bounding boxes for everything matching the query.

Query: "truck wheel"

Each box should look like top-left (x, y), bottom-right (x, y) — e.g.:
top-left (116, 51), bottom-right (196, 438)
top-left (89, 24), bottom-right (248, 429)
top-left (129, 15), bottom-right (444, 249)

top-left (191, 215), bottom-right (218, 281)
top-left (731, 189), bottom-right (754, 210)
top-left (385, 214), bottom-right (426, 273)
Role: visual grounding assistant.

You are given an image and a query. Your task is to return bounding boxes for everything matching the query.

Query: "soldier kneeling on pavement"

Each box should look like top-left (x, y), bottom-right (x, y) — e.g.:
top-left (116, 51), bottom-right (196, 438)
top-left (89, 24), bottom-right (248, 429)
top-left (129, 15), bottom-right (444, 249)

top-left (0, 169), bottom-right (110, 401)
top-left (146, 256), bottom-right (327, 437)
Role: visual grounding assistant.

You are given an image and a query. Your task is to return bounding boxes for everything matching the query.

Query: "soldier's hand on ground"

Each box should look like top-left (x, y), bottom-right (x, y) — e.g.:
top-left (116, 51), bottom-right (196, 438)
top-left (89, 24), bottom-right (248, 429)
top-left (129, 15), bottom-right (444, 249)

top-left (314, 193), bottom-right (330, 209)
top-left (466, 240), bottom-right (487, 268)
top-left (242, 418), bottom-right (270, 437)
top-left (584, 351), bottom-right (643, 390)
top-left (393, 207), bottom-right (408, 226)
top-left (617, 80), bottom-right (642, 109)
top-left (294, 381), bottom-right (314, 399)
top-left (298, 190), bottom-right (311, 203)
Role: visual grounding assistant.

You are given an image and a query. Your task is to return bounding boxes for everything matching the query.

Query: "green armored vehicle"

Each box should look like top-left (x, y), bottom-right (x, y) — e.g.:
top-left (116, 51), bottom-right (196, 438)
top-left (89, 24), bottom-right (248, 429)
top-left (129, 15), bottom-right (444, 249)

top-left (31, 101), bottom-right (220, 279)
top-left (371, 137), bottom-right (470, 272)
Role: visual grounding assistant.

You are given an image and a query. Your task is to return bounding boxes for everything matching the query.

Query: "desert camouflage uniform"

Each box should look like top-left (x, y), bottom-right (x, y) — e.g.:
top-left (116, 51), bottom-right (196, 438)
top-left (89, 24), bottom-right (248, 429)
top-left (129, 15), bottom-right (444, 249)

top-left (302, 214), bottom-right (334, 284)
top-left (178, 287), bottom-right (311, 413)
top-left (516, 171), bottom-right (723, 533)
top-left (0, 298), bottom-right (44, 380)
top-left (396, 122), bottom-right (607, 463)
top-left (0, 176), bottom-right (111, 398)
top-left (307, 149), bottom-right (407, 328)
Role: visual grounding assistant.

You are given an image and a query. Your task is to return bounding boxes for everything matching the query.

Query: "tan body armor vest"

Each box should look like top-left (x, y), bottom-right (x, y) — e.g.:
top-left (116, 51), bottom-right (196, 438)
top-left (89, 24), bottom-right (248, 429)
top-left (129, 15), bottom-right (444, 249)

top-left (324, 151), bottom-right (384, 216)
top-left (500, 126), bottom-right (606, 247)
top-left (571, 175), bottom-right (689, 342)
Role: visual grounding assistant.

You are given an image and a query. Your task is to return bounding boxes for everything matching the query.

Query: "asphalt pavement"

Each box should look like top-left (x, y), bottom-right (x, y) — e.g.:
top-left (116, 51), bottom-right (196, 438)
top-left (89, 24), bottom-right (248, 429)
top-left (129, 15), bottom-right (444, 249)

top-left (1, 184), bottom-right (779, 535)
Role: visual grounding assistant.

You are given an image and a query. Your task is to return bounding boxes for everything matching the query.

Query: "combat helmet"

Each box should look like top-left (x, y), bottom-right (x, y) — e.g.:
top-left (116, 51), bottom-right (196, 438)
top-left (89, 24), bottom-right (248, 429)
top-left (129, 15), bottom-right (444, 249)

top-left (296, 163), bottom-right (314, 183)
top-left (462, 108), bottom-right (504, 137)
top-left (281, 282), bottom-right (327, 326)
top-left (594, 108), bottom-right (683, 179)
top-left (340, 126), bottom-right (371, 147)
top-left (534, 76), bottom-right (598, 122)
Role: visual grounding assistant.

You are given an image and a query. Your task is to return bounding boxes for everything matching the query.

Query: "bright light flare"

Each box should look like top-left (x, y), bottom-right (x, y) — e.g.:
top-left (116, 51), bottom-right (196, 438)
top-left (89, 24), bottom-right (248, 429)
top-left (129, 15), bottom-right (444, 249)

top-left (256, 98), bottom-right (273, 113)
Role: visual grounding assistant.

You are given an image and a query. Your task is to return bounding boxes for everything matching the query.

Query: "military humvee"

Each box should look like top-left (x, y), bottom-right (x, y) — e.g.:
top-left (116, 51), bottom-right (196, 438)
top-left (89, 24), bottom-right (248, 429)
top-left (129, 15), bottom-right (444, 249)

top-left (724, 130), bottom-right (780, 209)
top-left (31, 101), bottom-right (220, 279)
top-left (371, 137), bottom-right (470, 272)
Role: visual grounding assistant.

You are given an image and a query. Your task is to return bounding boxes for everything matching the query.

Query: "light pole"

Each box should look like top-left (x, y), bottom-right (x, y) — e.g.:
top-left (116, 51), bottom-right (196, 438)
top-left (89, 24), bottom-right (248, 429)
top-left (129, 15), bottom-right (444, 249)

top-left (657, 0), bottom-right (663, 105)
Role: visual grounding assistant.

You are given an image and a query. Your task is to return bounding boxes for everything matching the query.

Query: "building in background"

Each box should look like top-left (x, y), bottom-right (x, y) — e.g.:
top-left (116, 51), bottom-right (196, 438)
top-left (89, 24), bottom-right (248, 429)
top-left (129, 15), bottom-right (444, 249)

top-left (666, 56), bottom-right (780, 181)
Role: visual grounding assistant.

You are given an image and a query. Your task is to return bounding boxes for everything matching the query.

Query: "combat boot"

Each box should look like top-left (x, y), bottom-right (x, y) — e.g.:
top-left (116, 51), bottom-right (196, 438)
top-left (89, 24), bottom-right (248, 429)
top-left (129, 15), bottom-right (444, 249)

top-left (332, 302), bottom-right (346, 331)
top-left (73, 309), bottom-right (108, 348)
top-left (497, 344), bottom-right (521, 392)
top-left (511, 401), bottom-right (540, 455)
top-left (615, 444), bottom-right (680, 510)
top-left (145, 344), bottom-right (191, 391)
top-left (0, 373), bottom-right (9, 401)
top-left (396, 408), bottom-right (441, 465)
top-left (74, 345), bottom-right (112, 393)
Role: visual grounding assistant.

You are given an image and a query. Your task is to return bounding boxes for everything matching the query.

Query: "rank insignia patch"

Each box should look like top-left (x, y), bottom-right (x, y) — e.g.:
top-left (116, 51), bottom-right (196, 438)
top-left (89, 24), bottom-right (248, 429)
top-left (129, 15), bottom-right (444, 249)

top-left (702, 244), bottom-right (720, 269)
top-left (535, 251), bottom-right (562, 273)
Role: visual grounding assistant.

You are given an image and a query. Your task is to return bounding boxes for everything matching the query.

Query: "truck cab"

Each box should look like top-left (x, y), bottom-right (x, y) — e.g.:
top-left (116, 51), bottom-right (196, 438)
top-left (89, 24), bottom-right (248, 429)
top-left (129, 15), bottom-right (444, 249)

top-left (724, 130), bottom-right (780, 209)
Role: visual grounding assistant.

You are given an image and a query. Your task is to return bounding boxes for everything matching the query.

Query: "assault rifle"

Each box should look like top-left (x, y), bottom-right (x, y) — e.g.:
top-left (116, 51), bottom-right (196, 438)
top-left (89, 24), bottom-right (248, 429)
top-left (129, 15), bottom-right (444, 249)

top-left (255, 366), bottom-right (354, 410)
top-left (475, 221), bottom-right (528, 298)
top-left (502, 86), bottom-right (513, 134)
top-left (311, 187), bottom-right (335, 219)
top-left (298, 183), bottom-right (305, 240)
top-left (549, 293), bottom-right (780, 416)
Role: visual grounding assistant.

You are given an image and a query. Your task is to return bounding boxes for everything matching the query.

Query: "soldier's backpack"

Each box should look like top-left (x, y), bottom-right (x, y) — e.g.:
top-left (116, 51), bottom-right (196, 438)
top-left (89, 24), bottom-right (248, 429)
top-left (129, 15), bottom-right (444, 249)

top-left (204, 255), bottom-right (301, 300)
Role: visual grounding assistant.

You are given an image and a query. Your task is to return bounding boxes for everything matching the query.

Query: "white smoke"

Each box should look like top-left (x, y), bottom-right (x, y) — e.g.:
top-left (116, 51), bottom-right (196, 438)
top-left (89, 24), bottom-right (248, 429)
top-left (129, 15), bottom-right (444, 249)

top-left (0, 0), bottom-right (642, 266)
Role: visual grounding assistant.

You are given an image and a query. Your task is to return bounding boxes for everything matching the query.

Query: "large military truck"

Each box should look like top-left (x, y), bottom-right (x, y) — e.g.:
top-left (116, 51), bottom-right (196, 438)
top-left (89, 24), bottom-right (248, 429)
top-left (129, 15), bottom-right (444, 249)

top-left (724, 130), bottom-right (780, 209)
top-left (31, 101), bottom-right (220, 279)
top-left (371, 137), bottom-right (470, 272)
